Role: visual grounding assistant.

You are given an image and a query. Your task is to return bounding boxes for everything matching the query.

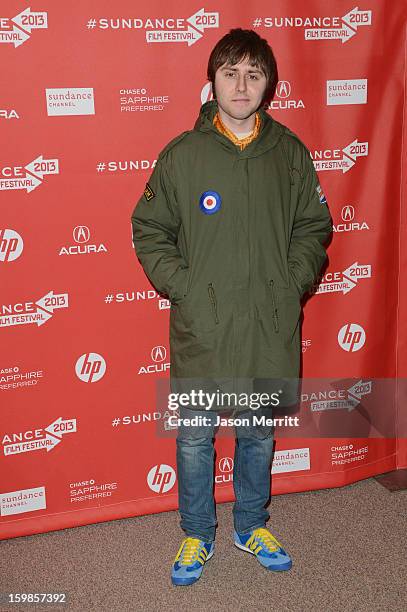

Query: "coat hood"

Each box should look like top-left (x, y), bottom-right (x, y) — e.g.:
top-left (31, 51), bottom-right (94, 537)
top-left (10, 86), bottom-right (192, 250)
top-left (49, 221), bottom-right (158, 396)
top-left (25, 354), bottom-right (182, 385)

top-left (193, 99), bottom-right (285, 159)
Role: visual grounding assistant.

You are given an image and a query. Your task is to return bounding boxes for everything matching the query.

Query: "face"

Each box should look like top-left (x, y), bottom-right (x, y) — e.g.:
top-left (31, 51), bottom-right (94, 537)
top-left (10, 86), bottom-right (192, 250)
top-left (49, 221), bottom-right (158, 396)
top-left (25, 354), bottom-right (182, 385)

top-left (213, 56), bottom-right (267, 121)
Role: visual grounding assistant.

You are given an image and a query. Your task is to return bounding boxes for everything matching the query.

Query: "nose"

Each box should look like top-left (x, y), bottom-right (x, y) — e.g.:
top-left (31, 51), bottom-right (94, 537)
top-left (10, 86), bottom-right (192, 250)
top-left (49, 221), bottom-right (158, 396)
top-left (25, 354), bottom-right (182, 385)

top-left (236, 73), bottom-right (247, 93)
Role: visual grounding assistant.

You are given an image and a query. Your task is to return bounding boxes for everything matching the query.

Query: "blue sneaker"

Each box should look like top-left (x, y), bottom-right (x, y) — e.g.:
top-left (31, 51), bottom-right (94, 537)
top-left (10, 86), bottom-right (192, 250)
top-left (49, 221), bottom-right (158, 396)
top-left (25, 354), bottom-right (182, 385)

top-left (171, 537), bottom-right (214, 586)
top-left (234, 527), bottom-right (292, 571)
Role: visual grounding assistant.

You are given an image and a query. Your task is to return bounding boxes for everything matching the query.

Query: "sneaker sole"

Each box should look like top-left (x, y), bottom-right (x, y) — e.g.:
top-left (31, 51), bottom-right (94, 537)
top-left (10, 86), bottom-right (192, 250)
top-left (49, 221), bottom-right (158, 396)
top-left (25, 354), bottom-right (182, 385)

top-left (171, 548), bottom-right (215, 586)
top-left (234, 540), bottom-right (292, 571)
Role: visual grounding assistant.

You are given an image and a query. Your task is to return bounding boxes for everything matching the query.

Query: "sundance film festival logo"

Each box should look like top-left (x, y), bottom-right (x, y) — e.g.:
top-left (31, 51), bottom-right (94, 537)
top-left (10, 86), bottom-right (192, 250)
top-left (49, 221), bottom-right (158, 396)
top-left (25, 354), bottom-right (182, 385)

top-left (147, 464), bottom-right (176, 493)
top-left (0, 8), bottom-right (47, 47)
top-left (312, 140), bottom-right (368, 174)
top-left (87, 8), bottom-right (219, 46)
top-left (314, 261), bottom-right (371, 295)
top-left (268, 80), bottom-right (305, 110)
top-left (0, 229), bottom-right (23, 262)
top-left (138, 345), bottom-right (170, 375)
top-left (254, 6), bottom-right (372, 43)
top-left (3, 417), bottom-right (76, 456)
top-left (0, 156), bottom-right (59, 193)
top-left (0, 291), bottom-right (69, 328)
top-left (104, 288), bottom-right (169, 310)
top-left (46, 88), bottom-right (95, 116)
top-left (338, 323), bottom-right (366, 352)
top-left (75, 353), bottom-right (106, 383)
top-left (95, 159), bottom-right (155, 174)
top-left (334, 205), bottom-right (370, 233)
top-left (305, 379), bottom-right (372, 413)
top-left (59, 226), bottom-right (107, 256)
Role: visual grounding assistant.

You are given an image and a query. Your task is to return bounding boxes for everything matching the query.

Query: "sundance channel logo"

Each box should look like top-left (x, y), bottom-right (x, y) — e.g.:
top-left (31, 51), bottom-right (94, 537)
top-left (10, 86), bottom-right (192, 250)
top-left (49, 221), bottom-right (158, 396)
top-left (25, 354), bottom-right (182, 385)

top-left (327, 79), bottom-right (367, 105)
top-left (0, 486), bottom-right (46, 516)
top-left (46, 88), bottom-right (95, 116)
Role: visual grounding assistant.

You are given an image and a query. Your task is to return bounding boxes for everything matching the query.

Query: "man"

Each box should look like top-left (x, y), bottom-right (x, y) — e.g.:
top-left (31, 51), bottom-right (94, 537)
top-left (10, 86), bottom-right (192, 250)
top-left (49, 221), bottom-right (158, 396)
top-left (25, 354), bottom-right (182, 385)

top-left (131, 28), bottom-right (332, 586)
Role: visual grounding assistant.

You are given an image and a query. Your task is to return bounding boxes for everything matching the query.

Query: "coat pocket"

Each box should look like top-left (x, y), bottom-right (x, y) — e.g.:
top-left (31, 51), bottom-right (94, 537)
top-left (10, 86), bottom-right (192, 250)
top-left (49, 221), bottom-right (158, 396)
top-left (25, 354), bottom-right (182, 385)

top-left (174, 281), bottom-right (221, 334)
top-left (255, 278), bottom-right (302, 347)
top-left (268, 278), bottom-right (302, 341)
top-left (267, 279), bottom-right (280, 333)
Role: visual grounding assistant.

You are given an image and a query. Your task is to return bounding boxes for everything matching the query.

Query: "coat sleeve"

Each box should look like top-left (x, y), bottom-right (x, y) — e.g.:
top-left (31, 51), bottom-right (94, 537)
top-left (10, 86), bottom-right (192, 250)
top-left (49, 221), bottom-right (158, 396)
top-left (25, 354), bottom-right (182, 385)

top-left (288, 150), bottom-right (333, 298)
top-left (130, 153), bottom-right (189, 304)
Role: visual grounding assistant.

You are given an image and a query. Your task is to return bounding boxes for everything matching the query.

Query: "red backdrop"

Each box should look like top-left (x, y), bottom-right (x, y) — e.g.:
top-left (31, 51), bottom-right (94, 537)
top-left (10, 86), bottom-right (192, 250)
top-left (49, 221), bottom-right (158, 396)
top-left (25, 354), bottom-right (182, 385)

top-left (1, 0), bottom-right (406, 540)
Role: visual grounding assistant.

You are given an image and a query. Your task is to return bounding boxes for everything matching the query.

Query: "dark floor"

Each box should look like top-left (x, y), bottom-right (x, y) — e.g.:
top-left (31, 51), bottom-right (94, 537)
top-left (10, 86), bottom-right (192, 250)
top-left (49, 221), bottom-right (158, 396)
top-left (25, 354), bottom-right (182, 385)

top-left (1, 477), bottom-right (406, 612)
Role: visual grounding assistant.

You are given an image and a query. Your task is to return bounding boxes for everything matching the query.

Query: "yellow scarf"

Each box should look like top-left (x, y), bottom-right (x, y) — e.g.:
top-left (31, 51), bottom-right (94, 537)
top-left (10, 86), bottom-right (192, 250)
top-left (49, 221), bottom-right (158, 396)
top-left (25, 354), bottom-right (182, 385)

top-left (213, 111), bottom-right (261, 150)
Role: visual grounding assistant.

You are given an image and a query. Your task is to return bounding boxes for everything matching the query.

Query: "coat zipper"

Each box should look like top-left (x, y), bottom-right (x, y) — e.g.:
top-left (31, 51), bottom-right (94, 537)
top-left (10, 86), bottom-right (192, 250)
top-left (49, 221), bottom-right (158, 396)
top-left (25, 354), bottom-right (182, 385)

top-left (268, 279), bottom-right (279, 333)
top-left (208, 282), bottom-right (219, 324)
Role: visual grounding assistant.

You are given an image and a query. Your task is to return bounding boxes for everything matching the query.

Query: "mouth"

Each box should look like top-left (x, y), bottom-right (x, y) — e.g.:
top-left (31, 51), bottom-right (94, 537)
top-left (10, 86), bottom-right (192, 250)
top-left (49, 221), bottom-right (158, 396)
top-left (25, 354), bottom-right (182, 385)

top-left (233, 99), bottom-right (250, 103)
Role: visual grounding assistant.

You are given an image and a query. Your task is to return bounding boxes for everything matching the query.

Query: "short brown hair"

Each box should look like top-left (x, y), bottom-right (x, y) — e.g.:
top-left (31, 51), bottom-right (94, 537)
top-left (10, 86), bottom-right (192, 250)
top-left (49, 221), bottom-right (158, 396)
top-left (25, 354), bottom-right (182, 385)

top-left (207, 28), bottom-right (278, 106)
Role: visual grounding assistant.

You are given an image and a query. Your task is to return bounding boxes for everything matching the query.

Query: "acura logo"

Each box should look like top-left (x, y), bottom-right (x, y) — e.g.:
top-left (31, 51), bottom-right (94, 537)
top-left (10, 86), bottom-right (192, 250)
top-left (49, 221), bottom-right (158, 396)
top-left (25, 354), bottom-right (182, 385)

top-left (341, 205), bottom-right (355, 221)
top-left (151, 345), bottom-right (166, 362)
top-left (219, 457), bottom-right (234, 472)
top-left (276, 81), bottom-right (291, 99)
top-left (73, 226), bottom-right (90, 243)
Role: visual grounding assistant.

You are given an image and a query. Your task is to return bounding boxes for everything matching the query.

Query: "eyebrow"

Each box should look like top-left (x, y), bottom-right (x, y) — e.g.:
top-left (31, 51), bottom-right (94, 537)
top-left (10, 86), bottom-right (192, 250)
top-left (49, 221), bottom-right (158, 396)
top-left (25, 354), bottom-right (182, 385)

top-left (221, 66), bottom-right (264, 74)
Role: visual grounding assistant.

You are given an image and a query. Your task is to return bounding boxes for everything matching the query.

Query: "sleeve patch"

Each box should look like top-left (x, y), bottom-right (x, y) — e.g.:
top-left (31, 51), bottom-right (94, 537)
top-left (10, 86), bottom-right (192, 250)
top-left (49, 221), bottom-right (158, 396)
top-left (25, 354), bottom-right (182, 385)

top-left (144, 182), bottom-right (155, 201)
top-left (316, 184), bottom-right (327, 205)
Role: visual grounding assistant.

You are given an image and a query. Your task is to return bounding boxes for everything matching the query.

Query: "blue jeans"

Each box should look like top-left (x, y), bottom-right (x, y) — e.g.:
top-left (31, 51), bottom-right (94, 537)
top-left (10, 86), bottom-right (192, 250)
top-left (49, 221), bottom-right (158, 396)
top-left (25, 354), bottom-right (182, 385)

top-left (176, 405), bottom-right (274, 543)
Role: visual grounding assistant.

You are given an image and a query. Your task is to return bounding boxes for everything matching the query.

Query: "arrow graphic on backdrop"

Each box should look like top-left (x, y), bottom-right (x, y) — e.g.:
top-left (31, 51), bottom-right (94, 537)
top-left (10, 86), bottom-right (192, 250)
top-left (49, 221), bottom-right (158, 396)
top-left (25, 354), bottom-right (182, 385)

top-left (0, 156), bottom-right (59, 193)
top-left (305, 24), bottom-right (357, 43)
top-left (313, 140), bottom-right (369, 174)
top-left (186, 9), bottom-right (219, 31)
top-left (341, 7), bottom-right (372, 30)
top-left (0, 8), bottom-right (48, 47)
top-left (305, 7), bottom-right (372, 44)
top-left (44, 417), bottom-right (77, 438)
top-left (25, 156), bottom-right (59, 179)
top-left (146, 9), bottom-right (219, 45)
top-left (11, 8), bottom-right (48, 32)
top-left (316, 262), bottom-right (372, 295)
top-left (3, 418), bottom-right (77, 456)
top-left (0, 24), bottom-right (30, 47)
top-left (0, 291), bottom-right (69, 328)
top-left (310, 379), bottom-right (373, 413)
top-left (36, 291), bottom-right (69, 313)
top-left (0, 173), bottom-right (42, 193)
top-left (146, 25), bottom-right (202, 46)
top-left (3, 434), bottom-right (62, 455)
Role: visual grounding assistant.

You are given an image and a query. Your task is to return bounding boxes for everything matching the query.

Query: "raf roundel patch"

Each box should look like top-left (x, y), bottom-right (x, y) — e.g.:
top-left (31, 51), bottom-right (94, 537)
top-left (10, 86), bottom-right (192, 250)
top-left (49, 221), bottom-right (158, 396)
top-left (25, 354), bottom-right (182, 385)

top-left (316, 183), bottom-right (327, 205)
top-left (199, 190), bottom-right (222, 215)
top-left (144, 182), bottom-right (155, 201)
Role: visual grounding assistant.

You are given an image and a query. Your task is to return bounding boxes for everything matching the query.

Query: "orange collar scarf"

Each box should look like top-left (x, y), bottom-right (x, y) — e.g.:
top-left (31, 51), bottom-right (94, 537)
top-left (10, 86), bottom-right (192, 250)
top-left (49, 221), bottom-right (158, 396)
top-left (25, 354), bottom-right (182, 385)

top-left (213, 111), bottom-right (261, 150)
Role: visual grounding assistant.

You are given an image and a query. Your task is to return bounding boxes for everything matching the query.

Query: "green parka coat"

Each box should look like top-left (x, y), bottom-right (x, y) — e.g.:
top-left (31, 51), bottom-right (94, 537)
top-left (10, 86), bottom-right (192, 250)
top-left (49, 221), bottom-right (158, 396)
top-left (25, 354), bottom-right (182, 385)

top-left (131, 100), bottom-right (333, 411)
